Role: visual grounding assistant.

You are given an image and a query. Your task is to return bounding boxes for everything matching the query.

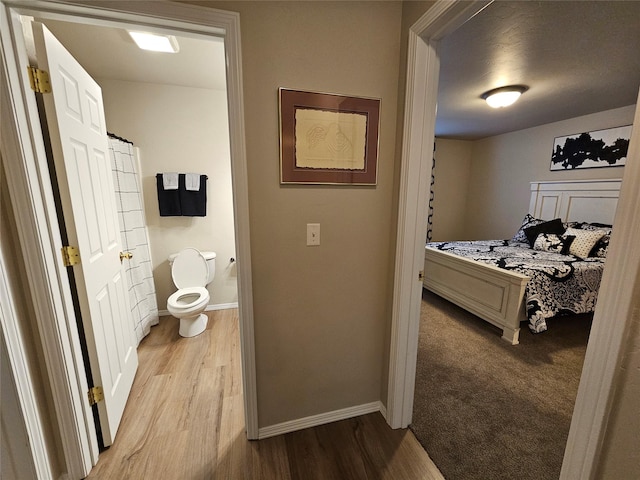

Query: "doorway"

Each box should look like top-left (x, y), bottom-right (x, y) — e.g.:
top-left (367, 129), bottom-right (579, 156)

top-left (388, 2), bottom-right (640, 479)
top-left (37, 18), bottom-right (238, 318)
top-left (1, 2), bottom-right (257, 477)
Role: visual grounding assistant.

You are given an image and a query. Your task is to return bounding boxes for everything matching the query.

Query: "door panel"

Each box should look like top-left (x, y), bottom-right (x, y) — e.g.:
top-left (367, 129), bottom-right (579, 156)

top-left (32, 22), bottom-right (138, 447)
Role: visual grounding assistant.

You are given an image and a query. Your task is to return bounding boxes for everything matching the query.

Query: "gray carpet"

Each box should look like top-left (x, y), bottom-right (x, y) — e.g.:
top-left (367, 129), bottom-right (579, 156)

top-left (411, 290), bottom-right (592, 480)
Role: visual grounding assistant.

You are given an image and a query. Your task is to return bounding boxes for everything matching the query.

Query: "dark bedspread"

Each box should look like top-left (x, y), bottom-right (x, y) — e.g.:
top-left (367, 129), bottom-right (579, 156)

top-left (426, 240), bottom-right (605, 333)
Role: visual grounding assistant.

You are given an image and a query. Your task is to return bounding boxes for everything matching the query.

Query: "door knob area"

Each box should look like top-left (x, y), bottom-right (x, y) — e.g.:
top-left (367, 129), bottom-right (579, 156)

top-left (119, 251), bottom-right (133, 263)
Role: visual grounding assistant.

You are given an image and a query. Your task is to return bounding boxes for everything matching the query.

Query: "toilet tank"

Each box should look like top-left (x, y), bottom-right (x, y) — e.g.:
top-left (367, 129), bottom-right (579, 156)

top-left (202, 251), bottom-right (216, 285)
top-left (169, 250), bottom-right (216, 285)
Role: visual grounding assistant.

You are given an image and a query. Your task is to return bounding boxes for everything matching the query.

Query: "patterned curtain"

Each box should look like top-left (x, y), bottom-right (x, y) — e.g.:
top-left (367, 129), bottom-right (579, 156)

top-left (108, 134), bottom-right (159, 344)
top-left (426, 148), bottom-right (436, 242)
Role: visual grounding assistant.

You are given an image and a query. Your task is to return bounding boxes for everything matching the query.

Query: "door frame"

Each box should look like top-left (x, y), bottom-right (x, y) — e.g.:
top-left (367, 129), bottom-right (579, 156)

top-left (1, 1), bottom-right (257, 477)
top-left (0, 231), bottom-right (54, 479)
top-left (387, 0), bottom-right (492, 430)
top-left (389, 1), bottom-right (640, 479)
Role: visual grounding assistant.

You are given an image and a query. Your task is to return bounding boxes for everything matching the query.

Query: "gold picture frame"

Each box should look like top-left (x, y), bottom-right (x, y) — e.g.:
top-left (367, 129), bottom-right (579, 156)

top-left (279, 88), bottom-right (380, 185)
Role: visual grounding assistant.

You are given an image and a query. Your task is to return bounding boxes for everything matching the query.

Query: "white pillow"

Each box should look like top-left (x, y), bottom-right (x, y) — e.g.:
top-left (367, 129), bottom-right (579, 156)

top-left (564, 227), bottom-right (605, 259)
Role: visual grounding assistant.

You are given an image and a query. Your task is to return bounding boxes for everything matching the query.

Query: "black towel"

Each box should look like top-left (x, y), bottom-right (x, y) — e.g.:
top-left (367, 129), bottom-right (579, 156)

top-left (179, 174), bottom-right (207, 216)
top-left (156, 174), bottom-right (181, 216)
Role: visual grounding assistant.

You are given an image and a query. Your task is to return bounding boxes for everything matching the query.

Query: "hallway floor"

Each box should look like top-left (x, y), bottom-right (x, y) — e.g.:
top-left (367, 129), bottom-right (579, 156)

top-left (86, 309), bottom-right (443, 479)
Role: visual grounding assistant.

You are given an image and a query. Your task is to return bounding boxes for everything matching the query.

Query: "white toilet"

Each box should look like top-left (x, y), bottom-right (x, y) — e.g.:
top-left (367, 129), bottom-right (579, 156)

top-left (167, 249), bottom-right (217, 337)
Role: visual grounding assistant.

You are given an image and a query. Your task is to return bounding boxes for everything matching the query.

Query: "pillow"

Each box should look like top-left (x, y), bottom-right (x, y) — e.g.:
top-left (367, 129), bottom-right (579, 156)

top-left (590, 234), bottom-right (611, 258)
top-left (523, 218), bottom-right (565, 247)
top-left (563, 221), bottom-right (581, 230)
top-left (563, 221), bottom-right (612, 232)
top-left (533, 233), bottom-right (575, 254)
top-left (512, 214), bottom-right (545, 243)
top-left (560, 222), bottom-right (612, 257)
top-left (581, 222), bottom-right (612, 231)
top-left (580, 224), bottom-right (612, 257)
top-left (564, 227), bottom-right (606, 259)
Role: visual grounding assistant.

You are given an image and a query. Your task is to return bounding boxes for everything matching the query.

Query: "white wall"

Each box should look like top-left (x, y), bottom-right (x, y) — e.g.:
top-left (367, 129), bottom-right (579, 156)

top-left (98, 79), bottom-right (237, 311)
top-left (460, 105), bottom-right (635, 240)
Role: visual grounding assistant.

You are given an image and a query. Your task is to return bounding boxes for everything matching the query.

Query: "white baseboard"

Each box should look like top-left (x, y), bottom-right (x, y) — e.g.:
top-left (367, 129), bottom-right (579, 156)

top-left (258, 401), bottom-right (383, 439)
top-left (379, 401), bottom-right (388, 421)
top-left (158, 302), bottom-right (239, 317)
top-left (205, 302), bottom-right (239, 312)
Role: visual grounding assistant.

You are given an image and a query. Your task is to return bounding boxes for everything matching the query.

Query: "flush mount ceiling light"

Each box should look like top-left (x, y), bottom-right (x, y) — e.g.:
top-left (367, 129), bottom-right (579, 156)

top-left (481, 85), bottom-right (529, 108)
top-left (128, 31), bottom-right (180, 53)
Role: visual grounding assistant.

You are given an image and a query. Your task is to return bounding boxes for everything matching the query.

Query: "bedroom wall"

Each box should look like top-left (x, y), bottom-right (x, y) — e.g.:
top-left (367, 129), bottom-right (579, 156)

top-left (98, 79), bottom-right (237, 311)
top-left (462, 105), bottom-right (635, 240)
top-left (195, 0), bottom-right (406, 428)
top-left (431, 138), bottom-right (473, 241)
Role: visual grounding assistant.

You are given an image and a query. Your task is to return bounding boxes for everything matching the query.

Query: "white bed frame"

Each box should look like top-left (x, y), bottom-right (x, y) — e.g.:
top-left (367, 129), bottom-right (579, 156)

top-left (423, 179), bottom-right (622, 345)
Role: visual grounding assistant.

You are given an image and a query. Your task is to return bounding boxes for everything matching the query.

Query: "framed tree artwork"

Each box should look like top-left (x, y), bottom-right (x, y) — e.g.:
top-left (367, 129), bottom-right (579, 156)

top-left (279, 88), bottom-right (380, 185)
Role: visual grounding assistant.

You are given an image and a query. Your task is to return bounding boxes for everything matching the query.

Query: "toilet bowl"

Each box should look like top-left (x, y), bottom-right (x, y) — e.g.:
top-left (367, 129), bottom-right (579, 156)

top-left (167, 248), bottom-right (213, 337)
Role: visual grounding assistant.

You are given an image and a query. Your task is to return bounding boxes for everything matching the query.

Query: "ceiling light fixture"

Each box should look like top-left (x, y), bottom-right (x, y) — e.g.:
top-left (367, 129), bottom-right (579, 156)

top-left (128, 31), bottom-right (180, 53)
top-left (481, 85), bottom-right (528, 108)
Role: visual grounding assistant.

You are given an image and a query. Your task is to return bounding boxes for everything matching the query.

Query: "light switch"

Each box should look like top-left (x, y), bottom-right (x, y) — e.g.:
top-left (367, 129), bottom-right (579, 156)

top-left (307, 223), bottom-right (320, 246)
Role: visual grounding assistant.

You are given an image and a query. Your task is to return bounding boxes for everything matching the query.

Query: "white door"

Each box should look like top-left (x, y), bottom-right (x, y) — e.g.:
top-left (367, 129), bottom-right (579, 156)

top-left (32, 22), bottom-right (138, 447)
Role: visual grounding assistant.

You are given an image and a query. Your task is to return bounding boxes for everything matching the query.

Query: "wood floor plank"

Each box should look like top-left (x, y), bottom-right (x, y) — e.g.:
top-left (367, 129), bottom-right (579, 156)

top-left (286, 420), bottom-right (370, 479)
top-left (86, 309), bottom-right (444, 479)
top-left (246, 434), bottom-right (292, 480)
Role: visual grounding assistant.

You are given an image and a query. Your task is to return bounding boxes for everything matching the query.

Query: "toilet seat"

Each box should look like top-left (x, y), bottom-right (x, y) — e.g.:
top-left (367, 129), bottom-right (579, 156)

top-left (167, 248), bottom-right (211, 337)
top-left (167, 286), bottom-right (209, 314)
top-left (171, 248), bottom-right (208, 289)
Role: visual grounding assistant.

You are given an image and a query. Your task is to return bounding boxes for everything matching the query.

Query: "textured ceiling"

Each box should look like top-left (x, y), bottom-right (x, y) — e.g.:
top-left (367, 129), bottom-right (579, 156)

top-left (40, 1), bottom-right (640, 141)
top-left (436, 1), bottom-right (640, 140)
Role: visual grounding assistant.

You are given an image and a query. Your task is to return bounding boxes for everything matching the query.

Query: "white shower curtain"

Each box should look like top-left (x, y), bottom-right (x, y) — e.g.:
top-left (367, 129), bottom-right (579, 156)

top-left (108, 135), bottom-right (159, 344)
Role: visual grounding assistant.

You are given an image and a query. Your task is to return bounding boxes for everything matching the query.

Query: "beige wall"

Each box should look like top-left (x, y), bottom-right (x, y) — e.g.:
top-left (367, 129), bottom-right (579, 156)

top-left (98, 79), bottom-right (237, 310)
top-left (200, 0), bottom-right (405, 427)
top-left (431, 138), bottom-right (473, 241)
top-left (4, 1), bottom-right (640, 477)
top-left (463, 105), bottom-right (635, 240)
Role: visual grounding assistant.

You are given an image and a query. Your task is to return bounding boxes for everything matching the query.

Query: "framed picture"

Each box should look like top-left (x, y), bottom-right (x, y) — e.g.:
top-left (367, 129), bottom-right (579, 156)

top-left (279, 88), bottom-right (380, 185)
top-left (550, 125), bottom-right (632, 170)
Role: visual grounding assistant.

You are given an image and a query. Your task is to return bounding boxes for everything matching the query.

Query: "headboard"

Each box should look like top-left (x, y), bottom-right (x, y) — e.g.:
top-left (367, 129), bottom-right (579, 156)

top-left (529, 179), bottom-right (622, 225)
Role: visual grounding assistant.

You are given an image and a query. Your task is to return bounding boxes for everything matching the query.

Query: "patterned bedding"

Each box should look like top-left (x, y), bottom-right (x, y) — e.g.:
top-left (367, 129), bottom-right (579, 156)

top-left (426, 240), bottom-right (606, 333)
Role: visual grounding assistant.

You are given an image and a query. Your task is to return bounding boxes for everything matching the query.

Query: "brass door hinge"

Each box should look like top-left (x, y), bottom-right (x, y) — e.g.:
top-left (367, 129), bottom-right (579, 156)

top-left (87, 386), bottom-right (104, 406)
top-left (27, 66), bottom-right (51, 94)
top-left (418, 270), bottom-right (424, 281)
top-left (61, 245), bottom-right (80, 267)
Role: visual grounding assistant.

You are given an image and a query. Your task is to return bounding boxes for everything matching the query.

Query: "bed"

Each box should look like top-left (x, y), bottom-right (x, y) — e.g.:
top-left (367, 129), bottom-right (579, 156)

top-left (423, 179), bottom-right (621, 345)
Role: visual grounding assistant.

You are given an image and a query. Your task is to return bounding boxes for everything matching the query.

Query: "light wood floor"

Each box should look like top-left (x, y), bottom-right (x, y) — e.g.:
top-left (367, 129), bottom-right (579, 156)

top-left (86, 309), bottom-right (444, 479)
